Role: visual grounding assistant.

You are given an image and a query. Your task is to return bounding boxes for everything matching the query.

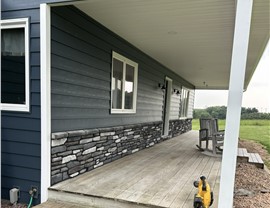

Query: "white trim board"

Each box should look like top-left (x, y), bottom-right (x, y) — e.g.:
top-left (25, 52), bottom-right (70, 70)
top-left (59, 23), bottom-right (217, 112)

top-left (40, 3), bottom-right (51, 203)
top-left (163, 77), bottom-right (172, 136)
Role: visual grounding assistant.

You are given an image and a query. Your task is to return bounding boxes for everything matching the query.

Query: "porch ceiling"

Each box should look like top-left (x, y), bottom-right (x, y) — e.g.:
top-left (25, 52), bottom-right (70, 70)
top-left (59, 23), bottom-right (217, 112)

top-left (76, 0), bottom-right (269, 89)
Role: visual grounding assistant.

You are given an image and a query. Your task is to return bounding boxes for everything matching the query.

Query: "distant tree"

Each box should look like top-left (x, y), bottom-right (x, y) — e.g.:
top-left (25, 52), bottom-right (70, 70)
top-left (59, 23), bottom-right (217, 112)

top-left (205, 106), bottom-right (227, 119)
top-left (193, 109), bottom-right (211, 119)
top-left (241, 107), bottom-right (259, 114)
top-left (241, 112), bottom-right (270, 119)
top-left (200, 111), bottom-right (212, 119)
top-left (193, 106), bottom-right (269, 120)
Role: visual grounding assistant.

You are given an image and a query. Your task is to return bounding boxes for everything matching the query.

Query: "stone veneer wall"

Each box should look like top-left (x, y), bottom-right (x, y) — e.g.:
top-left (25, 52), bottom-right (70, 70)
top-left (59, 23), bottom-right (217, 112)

top-left (169, 119), bottom-right (192, 137)
top-left (51, 119), bottom-right (192, 185)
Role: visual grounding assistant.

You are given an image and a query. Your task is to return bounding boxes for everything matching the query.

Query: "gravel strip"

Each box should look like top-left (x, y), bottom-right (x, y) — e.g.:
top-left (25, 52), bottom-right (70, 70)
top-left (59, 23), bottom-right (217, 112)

top-left (234, 140), bottom-right (270, 208)
top-left (1, 199), bottom-right (27, 208)
top-left (239, 139), bottom-right (270, 169)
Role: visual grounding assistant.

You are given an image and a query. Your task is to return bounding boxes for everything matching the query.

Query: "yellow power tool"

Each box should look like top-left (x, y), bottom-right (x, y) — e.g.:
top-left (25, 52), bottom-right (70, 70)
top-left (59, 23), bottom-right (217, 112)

top-left (193, 176), bottom-right (214, 208)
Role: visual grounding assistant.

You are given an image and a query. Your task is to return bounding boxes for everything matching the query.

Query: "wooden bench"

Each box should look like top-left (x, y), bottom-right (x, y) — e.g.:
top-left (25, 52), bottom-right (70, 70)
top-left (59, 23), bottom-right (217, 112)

top-left (237, 148), bottom-right (264, 169)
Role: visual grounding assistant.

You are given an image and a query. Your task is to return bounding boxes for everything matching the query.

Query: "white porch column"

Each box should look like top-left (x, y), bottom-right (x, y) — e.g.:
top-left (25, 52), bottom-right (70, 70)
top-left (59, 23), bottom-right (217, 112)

top-left (218, 0), bottom-right (253, 207)
top-left (0, 4), bottom-right (2, 201)
top-left (40, 4), bottom-right (51, 203)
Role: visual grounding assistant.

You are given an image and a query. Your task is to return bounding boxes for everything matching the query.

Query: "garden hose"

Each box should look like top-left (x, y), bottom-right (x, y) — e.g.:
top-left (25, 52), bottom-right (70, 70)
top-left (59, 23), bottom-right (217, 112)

top-left (27, 195), bottom-right (33, 208)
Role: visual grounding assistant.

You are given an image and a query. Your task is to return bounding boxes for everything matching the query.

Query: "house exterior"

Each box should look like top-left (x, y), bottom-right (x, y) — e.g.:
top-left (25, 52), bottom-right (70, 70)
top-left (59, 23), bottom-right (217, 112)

top-left (1, 0), bottom-right (269, 207)
top-left (1, 1), bottom-right (196, 205)
top-left (49, 4), bottom-right (195, 185)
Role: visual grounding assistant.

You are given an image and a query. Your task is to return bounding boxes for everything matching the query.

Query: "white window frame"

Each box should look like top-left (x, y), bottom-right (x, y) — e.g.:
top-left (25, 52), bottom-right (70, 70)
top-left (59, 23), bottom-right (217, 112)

top-left (180, 87), bottom-right (190, 118)
top-left (111, 51), bottom-right (138, 114)
top-left (1, 18), bottom-right (30, 112)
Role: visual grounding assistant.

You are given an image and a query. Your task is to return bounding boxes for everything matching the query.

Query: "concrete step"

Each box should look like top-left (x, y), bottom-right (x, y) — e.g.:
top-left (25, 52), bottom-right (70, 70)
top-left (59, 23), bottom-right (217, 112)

top-left (33, 199), bottom-right (93, 208)
top-left (47, 188), bottom-right (164, 208)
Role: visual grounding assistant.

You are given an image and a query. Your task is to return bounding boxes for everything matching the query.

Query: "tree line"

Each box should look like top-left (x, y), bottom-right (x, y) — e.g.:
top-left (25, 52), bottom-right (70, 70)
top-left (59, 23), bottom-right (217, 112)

top-left (193, 106), bottom-right (270, 120)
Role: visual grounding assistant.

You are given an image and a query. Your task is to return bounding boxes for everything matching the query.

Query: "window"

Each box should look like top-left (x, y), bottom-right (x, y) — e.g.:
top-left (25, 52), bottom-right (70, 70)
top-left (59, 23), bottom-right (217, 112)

top-left (180, 88), bottom-right (190, 118)
top-left (1, 18), bottom-right (29, 112)
top-left (111, 52), bottom-right (138, 113)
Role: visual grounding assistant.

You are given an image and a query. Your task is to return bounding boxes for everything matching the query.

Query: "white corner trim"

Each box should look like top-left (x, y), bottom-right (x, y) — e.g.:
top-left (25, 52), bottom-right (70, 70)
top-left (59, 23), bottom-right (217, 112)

top-left (40, 3), bottom-right (51, 203)
top-left (218, 0), bottom-right (253, 207)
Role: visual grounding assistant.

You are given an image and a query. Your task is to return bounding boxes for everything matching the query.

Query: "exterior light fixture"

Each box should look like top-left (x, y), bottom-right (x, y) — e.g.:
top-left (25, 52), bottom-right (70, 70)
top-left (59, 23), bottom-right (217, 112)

top-left (173, 89), bottom-right (180, 95)
top-left (203, 81), bottom-right (208, 88)
top-left (158, 83), bottom-right (166, 90)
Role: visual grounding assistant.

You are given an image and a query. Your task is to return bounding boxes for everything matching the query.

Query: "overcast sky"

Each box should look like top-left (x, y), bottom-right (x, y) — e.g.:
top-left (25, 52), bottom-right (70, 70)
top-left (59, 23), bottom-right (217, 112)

top-left (194, 41), bottom-right (270, 113)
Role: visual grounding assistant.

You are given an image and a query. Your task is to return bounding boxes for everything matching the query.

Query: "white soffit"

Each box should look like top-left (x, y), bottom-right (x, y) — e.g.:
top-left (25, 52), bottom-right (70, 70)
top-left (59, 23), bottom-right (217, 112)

top-left (76, 0), bottom-right (269, 89)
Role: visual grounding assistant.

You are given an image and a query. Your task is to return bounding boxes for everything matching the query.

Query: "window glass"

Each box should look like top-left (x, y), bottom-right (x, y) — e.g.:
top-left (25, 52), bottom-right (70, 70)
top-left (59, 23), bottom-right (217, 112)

top-left (180, 88), bottom-right (189, 117)
top-left (112, 58), bottom-right (123, 109)
top-left (1, 28), bottom-right (26, 104)
top-left (125, 64), bottom-right (134, 109)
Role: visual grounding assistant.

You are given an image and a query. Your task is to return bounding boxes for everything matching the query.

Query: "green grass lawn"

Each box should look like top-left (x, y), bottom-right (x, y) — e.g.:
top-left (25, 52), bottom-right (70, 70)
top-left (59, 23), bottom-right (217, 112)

top-left (192, 119), bottom-right (270, 153)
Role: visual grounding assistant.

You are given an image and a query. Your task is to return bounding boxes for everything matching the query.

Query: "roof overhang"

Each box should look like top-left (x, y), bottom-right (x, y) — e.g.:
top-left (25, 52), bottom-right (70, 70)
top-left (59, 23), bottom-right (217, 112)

top-left (73, 0), bottom-right (269, 90)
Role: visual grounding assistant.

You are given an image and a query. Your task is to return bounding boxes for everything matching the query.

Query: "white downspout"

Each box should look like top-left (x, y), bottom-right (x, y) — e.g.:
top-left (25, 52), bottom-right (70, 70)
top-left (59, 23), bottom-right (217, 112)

top-left (218, 0), bottom-right (253, 207)
top-left (40, 4), bottom-right (51, 203)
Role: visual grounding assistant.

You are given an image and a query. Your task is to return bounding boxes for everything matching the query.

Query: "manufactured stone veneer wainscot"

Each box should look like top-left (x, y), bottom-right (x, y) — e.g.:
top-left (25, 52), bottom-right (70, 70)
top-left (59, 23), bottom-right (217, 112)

top-left (51, 119), bottom-right (192, 185)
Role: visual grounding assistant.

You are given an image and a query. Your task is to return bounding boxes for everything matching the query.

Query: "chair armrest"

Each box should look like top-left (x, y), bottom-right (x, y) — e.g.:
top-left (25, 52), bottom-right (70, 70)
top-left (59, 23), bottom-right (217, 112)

top-left (213, 131), bottom-right (225, 137)
top-left (215, 136), bottom-right (224, 141)
top-left (199, 128), bottom-right (208, 132)
top-left (217, 130), bottom-right (225, 135)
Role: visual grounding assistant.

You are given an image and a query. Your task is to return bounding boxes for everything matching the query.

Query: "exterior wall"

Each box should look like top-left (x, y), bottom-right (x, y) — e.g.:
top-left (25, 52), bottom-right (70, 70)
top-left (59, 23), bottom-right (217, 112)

top-left (51, 6), bottom-right (194, 132)
top-left (1, 4), bottom-right (42, 204)
top-left (2, 0), bottom-right (72, 10)
top-left (49, 5), bottom-right (195, 184)
top-left (1, 0), bottom-right (72, 204)
top-left (51, 120), bottom-right (192, 184)
top-left (1, 2), bottom-right (195, 203)
top-left (169, 119), bottom-right (192, 137)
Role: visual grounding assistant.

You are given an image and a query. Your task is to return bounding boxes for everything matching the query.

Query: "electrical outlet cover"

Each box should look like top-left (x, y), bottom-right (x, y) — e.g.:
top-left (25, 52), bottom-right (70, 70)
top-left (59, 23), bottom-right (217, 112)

top-left (9, 188), bottom-right (19, 204)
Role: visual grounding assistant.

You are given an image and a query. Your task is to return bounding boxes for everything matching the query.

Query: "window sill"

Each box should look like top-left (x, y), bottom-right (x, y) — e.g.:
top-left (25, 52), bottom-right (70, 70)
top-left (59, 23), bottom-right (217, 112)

top-left (1, 103), bottom-right (30, 112)
top-left (179, 117), bottom-right (193, 120)
top-left (111, 109), bottom-right (136, 114)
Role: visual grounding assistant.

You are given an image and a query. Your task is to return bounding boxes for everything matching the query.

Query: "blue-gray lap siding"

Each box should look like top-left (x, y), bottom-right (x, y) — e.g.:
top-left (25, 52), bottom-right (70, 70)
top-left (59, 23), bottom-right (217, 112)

top-left (1, 0), bottom-right (71, 204)
top-left (51, 6), bottom-right (194, 132)
top-left (1, 0), bottom-right (95, 204)
top-left (1, 7), bottom-right (41, 204)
